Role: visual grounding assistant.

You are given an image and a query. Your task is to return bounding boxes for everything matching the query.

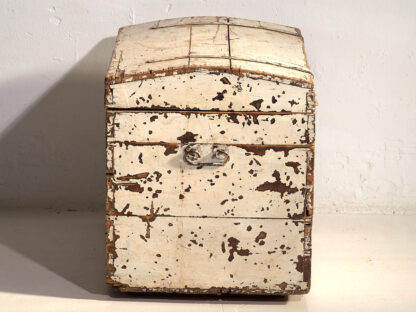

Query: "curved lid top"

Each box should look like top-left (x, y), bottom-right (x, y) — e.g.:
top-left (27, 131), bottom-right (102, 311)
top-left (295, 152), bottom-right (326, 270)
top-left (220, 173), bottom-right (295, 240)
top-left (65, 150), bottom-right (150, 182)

top-left (106, 16), bottom-right (313, 87)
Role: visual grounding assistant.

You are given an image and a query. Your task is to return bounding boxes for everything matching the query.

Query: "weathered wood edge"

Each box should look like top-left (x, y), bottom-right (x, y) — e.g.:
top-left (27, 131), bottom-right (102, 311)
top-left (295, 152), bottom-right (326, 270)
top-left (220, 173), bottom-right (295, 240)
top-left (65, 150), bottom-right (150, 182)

top-left (115, 285), bottom-right (309, 296)
top-left (148, 16), bottom-right (302, 38)
top-left (105, 67), bottom-right (314, 107)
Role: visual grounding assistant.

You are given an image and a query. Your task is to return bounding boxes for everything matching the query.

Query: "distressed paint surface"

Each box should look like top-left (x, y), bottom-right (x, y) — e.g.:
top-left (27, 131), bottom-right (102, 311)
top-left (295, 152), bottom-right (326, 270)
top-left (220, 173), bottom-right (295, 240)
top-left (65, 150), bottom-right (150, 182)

top-left (155, 16), bottom-right (300, 36)
top-left (105, 17), bottom-right (313, 87)
top-left (190, 24), bottom-right (229, 57)
top-left (107, 144), bottom-right (312, 218)
top-left (107, 111), bottom-right (315, 145)
top-left (108, 72), bottom-right (313, 112)
top-left (105, 16), bottom-right (315, 295)
top-left (229, 26), bottom-right (308, 70)
top-left (107, 216), bottom-right (309, 293)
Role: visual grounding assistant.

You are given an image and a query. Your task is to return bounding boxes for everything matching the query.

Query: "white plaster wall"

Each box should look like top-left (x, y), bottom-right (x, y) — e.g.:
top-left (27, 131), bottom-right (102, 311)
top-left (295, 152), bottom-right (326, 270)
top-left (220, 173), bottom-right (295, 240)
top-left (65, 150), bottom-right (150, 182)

top-left (0, 0), bottom-right (415, 214)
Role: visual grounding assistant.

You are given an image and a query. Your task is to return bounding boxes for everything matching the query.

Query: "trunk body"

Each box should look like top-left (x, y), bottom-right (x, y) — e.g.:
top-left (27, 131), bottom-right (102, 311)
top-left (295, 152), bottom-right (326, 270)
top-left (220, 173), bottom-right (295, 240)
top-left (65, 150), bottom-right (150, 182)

top-left (105, 16), bottom-right (316, 295)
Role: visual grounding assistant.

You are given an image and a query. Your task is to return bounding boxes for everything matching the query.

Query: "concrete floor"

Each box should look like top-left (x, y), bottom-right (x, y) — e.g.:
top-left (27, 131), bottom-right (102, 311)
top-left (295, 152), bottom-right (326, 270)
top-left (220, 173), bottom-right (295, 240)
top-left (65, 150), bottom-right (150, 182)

top-left (0, 209), bottom-right (414, 311)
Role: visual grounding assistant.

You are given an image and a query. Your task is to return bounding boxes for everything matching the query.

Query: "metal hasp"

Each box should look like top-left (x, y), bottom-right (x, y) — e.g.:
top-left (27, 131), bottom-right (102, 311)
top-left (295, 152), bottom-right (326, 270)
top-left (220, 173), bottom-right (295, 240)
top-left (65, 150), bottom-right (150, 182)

top-left (184, 144), bottom-right (230, 166)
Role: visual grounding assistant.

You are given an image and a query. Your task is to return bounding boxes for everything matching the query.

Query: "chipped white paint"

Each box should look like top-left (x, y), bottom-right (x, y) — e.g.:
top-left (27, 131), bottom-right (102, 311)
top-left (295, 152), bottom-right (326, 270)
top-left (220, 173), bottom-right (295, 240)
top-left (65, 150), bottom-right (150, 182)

top-left (106, 17), bottom-right (314, 295)
top-left (107, 111), bottom-right (314, 145)
top-left (108, 144), bottom-right (310, 218)
top-left (108, 72), bottom-right (312, 112)
top-left (108, 216), bottom-right (308, 292)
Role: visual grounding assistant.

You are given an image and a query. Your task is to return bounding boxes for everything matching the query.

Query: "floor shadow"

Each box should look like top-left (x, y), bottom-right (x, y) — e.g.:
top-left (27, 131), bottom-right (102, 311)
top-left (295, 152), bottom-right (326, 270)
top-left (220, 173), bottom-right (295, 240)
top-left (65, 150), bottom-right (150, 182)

top-left (0, 38), bottom-right (114, 212)
top-left (0, 38), bottom-right (114, 299)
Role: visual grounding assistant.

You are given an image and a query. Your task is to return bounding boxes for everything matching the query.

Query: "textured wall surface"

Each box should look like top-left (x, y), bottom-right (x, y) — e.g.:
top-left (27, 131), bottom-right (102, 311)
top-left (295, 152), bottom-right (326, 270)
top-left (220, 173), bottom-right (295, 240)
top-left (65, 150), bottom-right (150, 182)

top-left (0, 0), bottom-right (415, 214)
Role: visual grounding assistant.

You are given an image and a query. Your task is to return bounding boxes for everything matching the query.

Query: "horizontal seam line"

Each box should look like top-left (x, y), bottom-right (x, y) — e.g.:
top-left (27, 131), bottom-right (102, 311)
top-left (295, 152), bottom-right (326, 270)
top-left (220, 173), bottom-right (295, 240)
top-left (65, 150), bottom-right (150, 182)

top-left (106, 109), bottom-right (314, 114)
top-left (143, 55), bottom-right (312, 76)
top-left (106, 141), bottom-right (313, 148)
top-left (106, 214), bottom-right (308, 221)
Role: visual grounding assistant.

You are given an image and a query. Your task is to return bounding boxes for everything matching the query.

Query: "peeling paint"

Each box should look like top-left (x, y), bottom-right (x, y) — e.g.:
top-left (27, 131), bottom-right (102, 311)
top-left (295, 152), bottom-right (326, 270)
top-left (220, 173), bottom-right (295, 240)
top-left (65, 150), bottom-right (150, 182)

top-left (105, 16), bottom-right (315, 295)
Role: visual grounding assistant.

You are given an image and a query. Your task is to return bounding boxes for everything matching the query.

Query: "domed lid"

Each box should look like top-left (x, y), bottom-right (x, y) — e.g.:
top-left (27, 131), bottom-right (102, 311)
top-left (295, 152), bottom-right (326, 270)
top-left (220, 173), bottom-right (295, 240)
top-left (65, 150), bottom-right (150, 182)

top-left (106, 17), bottom-right (313, 88)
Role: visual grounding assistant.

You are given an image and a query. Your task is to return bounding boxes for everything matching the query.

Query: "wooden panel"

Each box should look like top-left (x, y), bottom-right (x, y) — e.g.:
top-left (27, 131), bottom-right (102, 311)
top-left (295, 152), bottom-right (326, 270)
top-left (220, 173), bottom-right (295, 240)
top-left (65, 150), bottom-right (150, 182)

top-left (228, 17), bottom-right (299, 36)
top-left (106, 20), bottom-right (159, 81)
top-left (108, 72), bottom-right (312, 112)
top-left (190, 25), bottom-right (229, 57)
top-left (113, 25), bottom-right (190, 76)
top-left (107, 144), bottom-right (312, 219)
top-left (106, 216), bottom-right (310, 294)
top-left (229, 25), bottom-right (308, 70)
top-left (107, 111), bottom-right (315, 145)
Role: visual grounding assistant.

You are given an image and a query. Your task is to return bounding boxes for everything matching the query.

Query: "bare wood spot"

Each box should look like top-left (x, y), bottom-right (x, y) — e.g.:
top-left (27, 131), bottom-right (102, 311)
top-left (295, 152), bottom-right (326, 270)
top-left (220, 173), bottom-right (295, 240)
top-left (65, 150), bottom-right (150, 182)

top-left (255, 231), bottom-right (267, 243)
top-left (227, 237), bottom-right (251, 262)
top-left (249, 99), bottom-right (263, 110)
top-left (256, 171), bottom-right (298, 198)
top-left (117, 172), bottom-right (149, 181)
top-left (140, 202), bottom-right (160, 238)
top-left (285, 161), bottom-right (301, 174)
top-left (220, 77), bottom-right (231, 84)
top-left (177, 131), bottom-right (198, 144)
top-left (164, 145), bottom-right (179, 156)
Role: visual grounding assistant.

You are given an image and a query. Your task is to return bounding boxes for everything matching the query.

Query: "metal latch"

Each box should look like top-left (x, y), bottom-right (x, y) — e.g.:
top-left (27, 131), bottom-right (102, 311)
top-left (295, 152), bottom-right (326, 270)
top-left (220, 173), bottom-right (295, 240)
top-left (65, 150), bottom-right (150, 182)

top-left (184, 144), bottom-right (229, 166)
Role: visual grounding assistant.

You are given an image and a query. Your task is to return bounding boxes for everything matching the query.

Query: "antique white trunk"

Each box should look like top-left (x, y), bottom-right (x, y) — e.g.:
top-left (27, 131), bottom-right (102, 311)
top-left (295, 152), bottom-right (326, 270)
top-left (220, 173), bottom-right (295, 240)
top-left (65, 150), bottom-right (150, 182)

top-left (105, 16), bottom-right (316, 295)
